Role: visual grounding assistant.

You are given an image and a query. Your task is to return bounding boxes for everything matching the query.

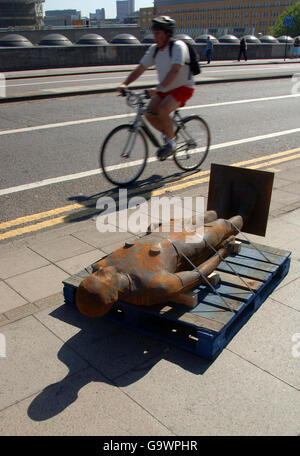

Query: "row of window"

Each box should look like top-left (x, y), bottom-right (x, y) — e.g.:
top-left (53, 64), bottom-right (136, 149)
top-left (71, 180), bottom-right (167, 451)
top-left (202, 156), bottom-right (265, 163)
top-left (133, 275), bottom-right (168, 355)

top-left (141, 11), bottom-right (279, 21)
top-left (142, 0), bottom-right (293, 14)
top-left (180, 21), bottom-right (275, 27)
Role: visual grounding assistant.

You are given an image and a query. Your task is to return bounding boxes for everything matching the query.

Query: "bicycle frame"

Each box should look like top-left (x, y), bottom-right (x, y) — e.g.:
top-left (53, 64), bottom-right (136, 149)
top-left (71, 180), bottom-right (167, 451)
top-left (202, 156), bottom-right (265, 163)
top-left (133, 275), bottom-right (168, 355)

top-left (100, 90), bottom-right (211, 186)
top-left (129, 101), bottom-right (187, 151)
top-left (120, 91), bottom-right (201, 161)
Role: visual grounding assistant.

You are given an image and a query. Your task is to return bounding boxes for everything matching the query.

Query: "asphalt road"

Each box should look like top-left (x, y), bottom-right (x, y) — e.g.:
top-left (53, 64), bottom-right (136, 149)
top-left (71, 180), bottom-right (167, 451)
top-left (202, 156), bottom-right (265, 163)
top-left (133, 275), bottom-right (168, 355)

top-left (0, 76), bottom-right (300, 240)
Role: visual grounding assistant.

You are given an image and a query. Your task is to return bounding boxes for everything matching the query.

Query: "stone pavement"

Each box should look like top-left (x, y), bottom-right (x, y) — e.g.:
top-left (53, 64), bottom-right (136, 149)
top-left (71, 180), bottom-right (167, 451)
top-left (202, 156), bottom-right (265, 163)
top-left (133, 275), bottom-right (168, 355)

top-left (0, 159), bottom-right (299, 436)
top-left (3, 58), bottom-right (300, 103)
top-left (4, 58), bottom-right (300, 80)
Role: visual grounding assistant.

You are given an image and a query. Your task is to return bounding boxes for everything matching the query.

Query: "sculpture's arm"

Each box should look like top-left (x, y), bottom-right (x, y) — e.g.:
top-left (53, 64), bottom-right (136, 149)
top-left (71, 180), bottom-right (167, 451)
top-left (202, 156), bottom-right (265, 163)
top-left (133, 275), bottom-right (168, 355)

top-left (174, 245), bottom-right (230, 294)
top-left (150, 243), bottom-right (232, 301)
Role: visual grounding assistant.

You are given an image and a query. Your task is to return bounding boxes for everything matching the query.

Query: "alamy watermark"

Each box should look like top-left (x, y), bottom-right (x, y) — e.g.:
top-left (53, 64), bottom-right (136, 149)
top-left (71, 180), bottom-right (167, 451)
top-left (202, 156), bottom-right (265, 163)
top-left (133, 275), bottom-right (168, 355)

top-left (291, 333), bottom-right (300, 359)
top-left (291, 73), bottom-right (300, 95)
top-left (0, 73), bottom-right (6, 98)
top-left (96, 190), bottom-right (205, 239)
top-left (0, 333), bottom-right (6, 358)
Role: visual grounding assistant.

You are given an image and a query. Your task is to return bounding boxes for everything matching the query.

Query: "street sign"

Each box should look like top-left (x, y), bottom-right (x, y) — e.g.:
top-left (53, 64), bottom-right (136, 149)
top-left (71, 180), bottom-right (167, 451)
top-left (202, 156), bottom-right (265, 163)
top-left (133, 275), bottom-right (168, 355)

top-left (283, 15), bottom-right (294, 61)
top-left (283, 15), bottom-right (294, 27)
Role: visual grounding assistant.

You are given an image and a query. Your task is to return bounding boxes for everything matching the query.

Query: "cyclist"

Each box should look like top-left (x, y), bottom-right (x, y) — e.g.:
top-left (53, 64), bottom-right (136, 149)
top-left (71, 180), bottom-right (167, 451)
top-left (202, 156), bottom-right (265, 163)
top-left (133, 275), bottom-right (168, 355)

top-left (117, 16), bottom-right (195, 161)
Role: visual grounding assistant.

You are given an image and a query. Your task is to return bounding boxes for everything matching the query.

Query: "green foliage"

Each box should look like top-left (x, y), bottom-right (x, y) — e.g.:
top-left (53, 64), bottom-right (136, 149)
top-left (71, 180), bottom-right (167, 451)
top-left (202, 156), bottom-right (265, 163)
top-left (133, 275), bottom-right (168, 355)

top-left (268, 2), bottom-right (300, 37)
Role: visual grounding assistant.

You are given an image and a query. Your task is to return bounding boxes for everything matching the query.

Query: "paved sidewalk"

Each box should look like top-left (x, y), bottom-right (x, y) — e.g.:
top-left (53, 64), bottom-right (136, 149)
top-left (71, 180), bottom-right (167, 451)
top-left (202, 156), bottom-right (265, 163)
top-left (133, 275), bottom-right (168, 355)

top-left (4, 58), bottom-right (300, 80)
top-left (0, 158), bottom-right (299, 435)
top-left (2, 58), bottom-right (300, 103)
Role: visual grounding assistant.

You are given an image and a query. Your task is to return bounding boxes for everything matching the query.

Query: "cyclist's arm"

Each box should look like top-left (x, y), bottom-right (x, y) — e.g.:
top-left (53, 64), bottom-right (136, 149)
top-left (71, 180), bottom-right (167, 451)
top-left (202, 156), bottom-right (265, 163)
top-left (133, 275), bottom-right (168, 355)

top-left (118, 64), bottom-right (147, 91)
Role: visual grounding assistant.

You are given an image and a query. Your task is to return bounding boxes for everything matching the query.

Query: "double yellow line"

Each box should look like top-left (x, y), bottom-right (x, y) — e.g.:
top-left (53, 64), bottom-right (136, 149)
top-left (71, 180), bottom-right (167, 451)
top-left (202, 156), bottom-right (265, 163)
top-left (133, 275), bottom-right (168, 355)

top-left (152, 146), bottom-right (300, 195)
top-left (0, 147), bottom-right (300, 241)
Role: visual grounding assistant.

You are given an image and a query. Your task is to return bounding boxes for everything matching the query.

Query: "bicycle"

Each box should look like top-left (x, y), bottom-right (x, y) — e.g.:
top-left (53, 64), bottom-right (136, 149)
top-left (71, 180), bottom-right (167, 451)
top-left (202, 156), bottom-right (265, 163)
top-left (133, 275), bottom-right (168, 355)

top-left (100, 89), bottom-right (211, 187)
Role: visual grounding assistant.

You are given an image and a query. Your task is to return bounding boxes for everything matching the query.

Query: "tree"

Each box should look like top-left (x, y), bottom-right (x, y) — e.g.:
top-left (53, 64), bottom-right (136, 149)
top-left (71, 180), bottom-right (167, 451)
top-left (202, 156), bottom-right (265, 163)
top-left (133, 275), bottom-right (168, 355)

top-left (269, 2), bottom-right (300, 37)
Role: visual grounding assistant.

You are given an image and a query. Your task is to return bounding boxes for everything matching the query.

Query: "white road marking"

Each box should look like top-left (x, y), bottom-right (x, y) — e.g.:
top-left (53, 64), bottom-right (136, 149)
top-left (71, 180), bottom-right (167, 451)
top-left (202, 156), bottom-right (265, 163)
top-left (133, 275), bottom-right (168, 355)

top-left (0, 126), bottom-right (299, 196)
top-left (1, 93), bottom-right (299, 136)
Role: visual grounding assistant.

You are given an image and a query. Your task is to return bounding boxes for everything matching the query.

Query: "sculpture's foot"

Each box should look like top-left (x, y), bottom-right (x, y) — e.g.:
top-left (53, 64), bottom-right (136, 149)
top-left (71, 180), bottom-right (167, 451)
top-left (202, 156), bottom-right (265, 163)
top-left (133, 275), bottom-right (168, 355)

top-left (227, 240), bottom-right (242, 255)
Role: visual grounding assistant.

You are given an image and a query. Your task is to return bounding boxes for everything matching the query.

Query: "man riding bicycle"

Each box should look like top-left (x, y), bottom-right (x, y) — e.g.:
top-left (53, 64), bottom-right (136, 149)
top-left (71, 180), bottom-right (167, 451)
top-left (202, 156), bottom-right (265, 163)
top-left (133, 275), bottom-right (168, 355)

top-left (118, 16), bottom-right (195, 161)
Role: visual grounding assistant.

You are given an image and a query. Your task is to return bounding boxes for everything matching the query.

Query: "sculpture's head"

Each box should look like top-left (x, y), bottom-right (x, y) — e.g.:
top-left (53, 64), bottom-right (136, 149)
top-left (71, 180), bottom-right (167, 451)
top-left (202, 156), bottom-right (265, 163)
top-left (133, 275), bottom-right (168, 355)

top-left (75, 266), bottom-right (119, 318)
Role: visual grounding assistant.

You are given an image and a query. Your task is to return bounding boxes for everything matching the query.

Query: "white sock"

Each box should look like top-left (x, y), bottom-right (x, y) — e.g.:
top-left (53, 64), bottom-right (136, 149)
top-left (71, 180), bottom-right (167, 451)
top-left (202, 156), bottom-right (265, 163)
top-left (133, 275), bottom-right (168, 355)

top-left (166, 136), bottom-right (176, 149)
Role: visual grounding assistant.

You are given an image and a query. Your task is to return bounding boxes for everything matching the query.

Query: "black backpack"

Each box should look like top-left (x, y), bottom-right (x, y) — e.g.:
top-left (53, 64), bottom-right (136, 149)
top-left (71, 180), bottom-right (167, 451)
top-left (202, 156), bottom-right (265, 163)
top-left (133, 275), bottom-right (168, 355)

top-left (153, 38), bottom-right (201, 77)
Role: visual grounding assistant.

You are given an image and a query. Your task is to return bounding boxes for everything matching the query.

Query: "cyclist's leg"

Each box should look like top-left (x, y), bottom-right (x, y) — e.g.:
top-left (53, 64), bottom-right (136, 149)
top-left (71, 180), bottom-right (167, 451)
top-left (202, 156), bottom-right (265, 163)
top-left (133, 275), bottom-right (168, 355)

top-left (145, 95), bottom-right (165, 133)
top-left (155, 95), bottom-right (180, 160)
top-left (157, 94), bottom-right (180, 140)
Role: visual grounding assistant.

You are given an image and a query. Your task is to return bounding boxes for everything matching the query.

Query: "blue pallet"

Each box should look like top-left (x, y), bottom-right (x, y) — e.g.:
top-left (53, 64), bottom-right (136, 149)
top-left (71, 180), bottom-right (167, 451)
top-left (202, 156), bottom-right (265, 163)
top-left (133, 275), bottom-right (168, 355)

top-left (62, 240), bottom-right (291, 360)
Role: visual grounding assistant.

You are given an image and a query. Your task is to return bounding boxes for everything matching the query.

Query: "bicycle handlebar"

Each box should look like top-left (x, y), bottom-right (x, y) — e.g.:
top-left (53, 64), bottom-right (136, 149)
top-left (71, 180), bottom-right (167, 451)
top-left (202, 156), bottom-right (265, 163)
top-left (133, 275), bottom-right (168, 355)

top-left (119, 88), bottom-right (150, 108)
top-left (120, 88), bottom-right (150, 99)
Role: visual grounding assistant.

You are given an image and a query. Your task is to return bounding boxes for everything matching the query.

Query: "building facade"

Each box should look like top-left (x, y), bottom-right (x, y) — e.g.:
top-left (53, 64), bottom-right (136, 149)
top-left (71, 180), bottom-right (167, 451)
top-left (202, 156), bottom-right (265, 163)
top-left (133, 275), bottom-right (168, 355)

top-left (128, 0), bottom-right (135, 15)
top-left (117, 0), bottom-right (136, 22)
top-left (0, 0), bottom-right (44, 28)
top-left (90, 9), bottom-right (106, 22)
top-left (140, 0), bottom-right (297, 36)
top-left (44, 9), bottom-right (81, 27)
top-left (117, 0), bottom-right (129, 22)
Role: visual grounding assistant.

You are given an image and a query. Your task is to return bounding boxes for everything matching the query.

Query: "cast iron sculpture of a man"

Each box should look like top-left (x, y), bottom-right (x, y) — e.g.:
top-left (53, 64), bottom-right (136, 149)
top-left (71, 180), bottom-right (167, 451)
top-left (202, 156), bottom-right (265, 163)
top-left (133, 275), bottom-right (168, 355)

top-left (76, 211), bottom-right (243, 318)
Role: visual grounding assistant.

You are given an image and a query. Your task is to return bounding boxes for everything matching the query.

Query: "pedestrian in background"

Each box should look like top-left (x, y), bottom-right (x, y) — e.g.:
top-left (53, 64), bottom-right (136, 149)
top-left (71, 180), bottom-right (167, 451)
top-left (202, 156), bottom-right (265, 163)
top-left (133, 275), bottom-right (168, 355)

top-left (293, 37), bottom-right (300, 58)
top-left (238, 37), bottom-right (247, 61)
top-left (205, 37), bottom-right (213, 64)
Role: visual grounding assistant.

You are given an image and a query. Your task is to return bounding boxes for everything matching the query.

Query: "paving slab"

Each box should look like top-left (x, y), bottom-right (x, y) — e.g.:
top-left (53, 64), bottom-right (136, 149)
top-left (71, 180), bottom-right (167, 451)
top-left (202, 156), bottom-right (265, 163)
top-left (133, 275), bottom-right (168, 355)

top-left (33, 291), bottom-right (65, 311)
top-left (269, 189), bottom-right (300, 207)
top-left (274, 258), bottom-right (300, 292)
top-left (278, 166), bottom-right (300, 182)
top-left (227, 297), bottom-right (300, 388)
top-left (100, 239), bottom-right (140, 255)
top-left (55, 249), bottom-right (105, 275)
top-left (284, 238), bottom-right (300, 261)
top-left (5, 264), bottom-right (68, 303)
top-left (23, 218), bottom-right (97, 245)
top-left (0, 280), bottom-right (28, 314)
top-left (246, 217), bottom-right (300, 249)
top-left (115, 348), bottom-right (300, 436)
top-left (0, 315), bottom-right (88, 411)
top-left (272, 175), bottom-right (295, 190)
top-left (272, 278), bottom-right (300, 312)
top-left (72, 224), bottom-right (136, 250)
top-left (4, 302), bottom-right (38, 322)
top-left (29, 235), bottom-right (95, 263)
top-left (0, 247), bottom-right (49, 280)
top-left (280, 182), bottom-right (300, 197)
top-left (34, 301), bottom-right (121, 345)
top-left (35, 302), bottom-right (169, 381)
top-left (0, 366), bottom-right (173, 436)
top-left (268, 199), bottom-right (285, 216)
top-left (0, 316), bottom-right (9, 328)
top-left (278, 207), bottom-right (300, 227)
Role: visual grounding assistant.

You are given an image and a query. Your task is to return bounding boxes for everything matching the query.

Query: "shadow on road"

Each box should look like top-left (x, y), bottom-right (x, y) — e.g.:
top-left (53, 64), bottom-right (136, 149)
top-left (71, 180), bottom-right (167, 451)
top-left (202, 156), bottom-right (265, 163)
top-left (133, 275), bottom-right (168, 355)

top-left (63, 168), bottom-right (203, 225)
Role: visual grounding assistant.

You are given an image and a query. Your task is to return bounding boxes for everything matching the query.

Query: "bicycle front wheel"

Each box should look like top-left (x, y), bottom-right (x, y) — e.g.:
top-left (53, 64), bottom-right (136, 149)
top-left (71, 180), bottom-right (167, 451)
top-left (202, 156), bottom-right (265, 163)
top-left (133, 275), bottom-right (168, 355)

top-left (100, 124), bottom-right (148, 187)
top-left (174, 115), bottom-right (210, 171)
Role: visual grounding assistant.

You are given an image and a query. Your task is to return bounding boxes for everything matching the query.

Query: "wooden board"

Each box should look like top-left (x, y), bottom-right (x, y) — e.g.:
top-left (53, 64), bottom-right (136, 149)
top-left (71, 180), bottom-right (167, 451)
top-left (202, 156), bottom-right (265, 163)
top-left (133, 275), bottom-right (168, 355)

top-left (62, 241), bottom-right (291, 360)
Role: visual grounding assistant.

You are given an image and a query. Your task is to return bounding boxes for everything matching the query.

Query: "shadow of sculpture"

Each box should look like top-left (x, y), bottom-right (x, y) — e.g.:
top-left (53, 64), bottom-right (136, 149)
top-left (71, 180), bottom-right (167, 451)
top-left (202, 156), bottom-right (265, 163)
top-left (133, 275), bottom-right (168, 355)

top-left (27, 302), bottom-right (213, 422)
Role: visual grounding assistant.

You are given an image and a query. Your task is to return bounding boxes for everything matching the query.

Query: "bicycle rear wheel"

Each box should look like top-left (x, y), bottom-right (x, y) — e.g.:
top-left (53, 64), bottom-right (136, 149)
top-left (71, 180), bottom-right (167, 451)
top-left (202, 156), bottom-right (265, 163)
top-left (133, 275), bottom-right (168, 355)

top-left (174, 115), bottom-right (210, 171)
top-left (100, 124), bottom-right (148, 187)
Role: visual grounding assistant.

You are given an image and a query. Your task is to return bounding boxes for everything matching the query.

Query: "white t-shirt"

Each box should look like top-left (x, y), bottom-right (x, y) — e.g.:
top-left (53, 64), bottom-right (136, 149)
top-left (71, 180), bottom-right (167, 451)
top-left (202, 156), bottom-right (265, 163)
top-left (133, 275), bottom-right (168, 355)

top-left (140, 40), bottom-right (194, 92)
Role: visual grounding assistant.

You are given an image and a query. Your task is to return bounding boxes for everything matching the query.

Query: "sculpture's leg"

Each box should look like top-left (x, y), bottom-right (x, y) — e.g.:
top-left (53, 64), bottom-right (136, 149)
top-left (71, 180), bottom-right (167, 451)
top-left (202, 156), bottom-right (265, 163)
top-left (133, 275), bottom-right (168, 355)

top-left (183, 210), bottom-right (218, 233)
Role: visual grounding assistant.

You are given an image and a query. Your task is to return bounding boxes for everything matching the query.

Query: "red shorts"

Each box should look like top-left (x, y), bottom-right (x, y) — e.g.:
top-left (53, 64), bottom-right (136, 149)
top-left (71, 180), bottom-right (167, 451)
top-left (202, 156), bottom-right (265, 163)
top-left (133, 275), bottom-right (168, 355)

top-left (157, 86), bottom-right (194, 107)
